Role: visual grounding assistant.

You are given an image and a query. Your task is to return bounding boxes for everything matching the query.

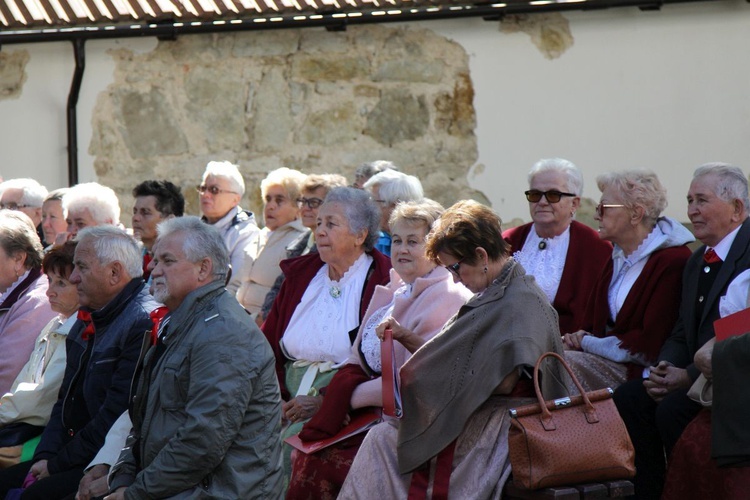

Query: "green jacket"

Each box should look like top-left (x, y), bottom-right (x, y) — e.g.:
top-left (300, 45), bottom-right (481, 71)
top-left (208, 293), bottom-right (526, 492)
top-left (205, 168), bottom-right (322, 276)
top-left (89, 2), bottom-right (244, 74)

top-left (110, 281), bottom-right (283, 499)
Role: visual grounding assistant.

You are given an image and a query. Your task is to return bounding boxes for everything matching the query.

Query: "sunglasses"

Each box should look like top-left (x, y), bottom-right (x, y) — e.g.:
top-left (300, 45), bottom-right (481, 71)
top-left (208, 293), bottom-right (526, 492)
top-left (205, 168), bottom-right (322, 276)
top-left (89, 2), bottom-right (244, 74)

top-left (296, 197), bottom-right (324, 209)
top-left (524, 190), bottom-right (577, 204)
top-left (196, 185), bottom-right (237, 196)
top-left (445, 259), bottom-right (463, 275)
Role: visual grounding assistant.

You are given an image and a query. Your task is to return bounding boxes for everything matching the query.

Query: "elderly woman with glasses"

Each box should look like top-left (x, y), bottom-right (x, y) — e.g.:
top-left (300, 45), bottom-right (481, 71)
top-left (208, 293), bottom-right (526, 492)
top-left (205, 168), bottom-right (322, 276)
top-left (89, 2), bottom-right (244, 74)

top-left (258, 173), bottom-right (348, 322)
top-left (237, 167), bottom-right (307, 318)
top-left (261, 187), bottom-right (391, 481)
top-left (284, 200), bottom-right (472, 499)
top-left (562, 170), bottom-right (693, 391)
top-left (339, 200), bottom-right (567, 499)
top-left (503, 158), bottom-right (612, 334)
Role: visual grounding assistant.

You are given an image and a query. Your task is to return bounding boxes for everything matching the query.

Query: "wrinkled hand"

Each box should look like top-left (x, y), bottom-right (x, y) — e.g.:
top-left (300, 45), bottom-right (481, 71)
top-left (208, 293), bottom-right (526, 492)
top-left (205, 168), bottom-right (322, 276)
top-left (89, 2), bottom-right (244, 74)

top-left (562, 330), bottom-right (588, 351)
top-left (644, 361), bottom-right (691, 402)
top-left (103, 487), bottom-right (126, 500)
top-left (76, 464), bottom-right (110, 500)
top-left (694, 338), bottom-right (715, 380)
top-left (282, 395), bottom-right (323, 424)
top-left (30, 459), bottom-right (49, 480)
top-left (376, 317), bottom-right (424, 354)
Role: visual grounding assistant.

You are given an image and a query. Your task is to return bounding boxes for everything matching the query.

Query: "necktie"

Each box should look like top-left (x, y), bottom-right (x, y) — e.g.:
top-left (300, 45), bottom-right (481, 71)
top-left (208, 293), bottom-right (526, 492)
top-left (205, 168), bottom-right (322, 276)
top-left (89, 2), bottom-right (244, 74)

top-left (77, 310), bottom-right (95, 341)
top-left (703, 248), bottom-right (721, 264)
top-left (149, 307), bottom-right (170, 346)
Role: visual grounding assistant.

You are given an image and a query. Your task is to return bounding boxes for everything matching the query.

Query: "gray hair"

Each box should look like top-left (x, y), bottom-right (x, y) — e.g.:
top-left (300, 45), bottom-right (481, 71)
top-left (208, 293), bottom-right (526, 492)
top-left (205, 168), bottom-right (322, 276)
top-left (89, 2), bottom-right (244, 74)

top-left (0, 178), bottom-right (48, 207)
top-left (325, 187), bottom-right (381, 252)
top-left (364, 170), bottom-right (424, 205)
top-left (0, 210), bottom-right (43, 269)
top-left (156, 216), bottom-right (229, 281)
top-left (202, 161), bottom-right (245, 196)
top-left (76, 226), bottom-right (142, 278)
top-left (355, 160), bottom-right (399, 180)
top-left (597, 169), bottom-right (667, 226)
top-left (693, 163), bottom-right (750, 210)
top-left (44, 188), bottom-right (70, 203)
top-left (528, 158), bottom-right (584, 196)
top-left (63, 182), bottom-right (121, 225)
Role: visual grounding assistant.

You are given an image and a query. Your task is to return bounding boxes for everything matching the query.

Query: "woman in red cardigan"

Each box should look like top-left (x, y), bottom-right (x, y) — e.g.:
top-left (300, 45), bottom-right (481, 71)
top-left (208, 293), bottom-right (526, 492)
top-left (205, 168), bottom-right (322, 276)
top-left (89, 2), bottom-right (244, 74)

top-left (562, 169), bottom-right (694, 390)
top-left (503, 158), bottom-right (611, 334)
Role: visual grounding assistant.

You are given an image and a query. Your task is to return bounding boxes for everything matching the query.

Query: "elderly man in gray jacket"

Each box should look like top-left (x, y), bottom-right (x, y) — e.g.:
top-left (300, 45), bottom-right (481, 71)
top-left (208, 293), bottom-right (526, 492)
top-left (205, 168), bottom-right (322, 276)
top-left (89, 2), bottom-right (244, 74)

top-left (106, 216), bottom-right (283, 500)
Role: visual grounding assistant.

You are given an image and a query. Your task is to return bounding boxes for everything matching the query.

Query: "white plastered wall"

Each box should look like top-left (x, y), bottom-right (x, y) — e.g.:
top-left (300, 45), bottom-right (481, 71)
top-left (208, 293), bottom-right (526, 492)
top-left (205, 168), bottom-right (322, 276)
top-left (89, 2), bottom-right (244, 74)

top-left (1, 0), bottom-right (749, 223)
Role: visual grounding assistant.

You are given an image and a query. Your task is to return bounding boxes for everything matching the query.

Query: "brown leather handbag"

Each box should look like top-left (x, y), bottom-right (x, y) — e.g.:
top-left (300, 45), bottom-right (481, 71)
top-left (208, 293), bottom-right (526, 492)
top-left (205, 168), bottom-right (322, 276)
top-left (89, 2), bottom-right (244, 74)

top-left (508, 352), bottom-right (636, 490)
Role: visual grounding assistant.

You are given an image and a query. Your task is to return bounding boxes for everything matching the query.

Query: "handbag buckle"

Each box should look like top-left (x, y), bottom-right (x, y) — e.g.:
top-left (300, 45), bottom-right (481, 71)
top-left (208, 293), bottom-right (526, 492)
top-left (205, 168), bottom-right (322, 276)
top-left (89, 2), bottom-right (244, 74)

top-left (553, 397), bottom-right (571, 408)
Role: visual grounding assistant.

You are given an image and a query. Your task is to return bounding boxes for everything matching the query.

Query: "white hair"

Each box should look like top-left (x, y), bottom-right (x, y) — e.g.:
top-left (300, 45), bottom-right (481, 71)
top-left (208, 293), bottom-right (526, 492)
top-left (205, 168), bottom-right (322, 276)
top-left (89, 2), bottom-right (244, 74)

top-left (156, 216), bottom-right (229, 281)
top-left (202, 161), bottom-right (245, 196)
top-left (0, 178), bottom-right (48, 207)
top-left (76, 226), bottom-right (142, 278)
top-left (62, 182), bottom-right (121, 225)
top-left (364, 170), bottom-right (424, 205)
top-left (693, 163), bottom-right (750, 210)
top-left (260, 167), bottom-right (307, 201)
top-left (528, 158), bottom-right (584, 196)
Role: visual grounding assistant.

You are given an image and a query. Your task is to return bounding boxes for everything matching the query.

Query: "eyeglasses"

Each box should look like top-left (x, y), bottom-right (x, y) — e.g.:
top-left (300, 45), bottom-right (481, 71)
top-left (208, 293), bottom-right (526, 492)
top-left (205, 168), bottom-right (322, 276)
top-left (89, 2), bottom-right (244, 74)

top-left (595, 203), bottom-right (627, 218)
top-left (0, 202), bottom-right (33, 210)
top-left (196, 185), bottom-right (237, 196)
top-left (524, 190), bottom-right (577, 204)
top-left (445, 259), bottom-right (463, 275)
top-left (296, 197), bottom-right (324, 209)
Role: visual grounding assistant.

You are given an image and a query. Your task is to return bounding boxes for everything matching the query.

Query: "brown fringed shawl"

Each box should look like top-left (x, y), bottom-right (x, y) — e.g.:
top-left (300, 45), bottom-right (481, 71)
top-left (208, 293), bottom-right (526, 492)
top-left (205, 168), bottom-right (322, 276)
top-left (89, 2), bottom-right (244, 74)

top-left (396, 260), bottom-right (568, 474)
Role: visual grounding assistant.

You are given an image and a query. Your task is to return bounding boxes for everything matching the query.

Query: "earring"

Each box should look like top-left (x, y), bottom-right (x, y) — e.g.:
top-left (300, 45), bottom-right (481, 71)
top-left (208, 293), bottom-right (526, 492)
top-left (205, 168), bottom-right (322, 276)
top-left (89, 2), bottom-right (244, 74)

top-left (483, 266), bottom-right (488, 274)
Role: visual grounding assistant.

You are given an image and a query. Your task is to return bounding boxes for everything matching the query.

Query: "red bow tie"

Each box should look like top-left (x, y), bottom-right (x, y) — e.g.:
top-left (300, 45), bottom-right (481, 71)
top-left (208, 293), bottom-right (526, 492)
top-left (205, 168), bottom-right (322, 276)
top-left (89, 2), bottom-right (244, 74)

top-left (77, 310), bottom-right (95, 341)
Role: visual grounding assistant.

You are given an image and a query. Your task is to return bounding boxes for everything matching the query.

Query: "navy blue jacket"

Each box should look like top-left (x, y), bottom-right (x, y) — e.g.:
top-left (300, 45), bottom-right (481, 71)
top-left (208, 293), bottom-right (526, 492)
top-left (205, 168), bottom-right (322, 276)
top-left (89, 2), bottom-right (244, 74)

top-left (33, 279), bottom-right (158, 474)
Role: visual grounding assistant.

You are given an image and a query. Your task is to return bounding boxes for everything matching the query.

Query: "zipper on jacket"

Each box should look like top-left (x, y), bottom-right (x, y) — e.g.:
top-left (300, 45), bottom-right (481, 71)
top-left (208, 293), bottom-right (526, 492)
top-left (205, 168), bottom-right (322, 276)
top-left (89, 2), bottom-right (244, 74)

top-left (61, 338), bottom-right (93, 435)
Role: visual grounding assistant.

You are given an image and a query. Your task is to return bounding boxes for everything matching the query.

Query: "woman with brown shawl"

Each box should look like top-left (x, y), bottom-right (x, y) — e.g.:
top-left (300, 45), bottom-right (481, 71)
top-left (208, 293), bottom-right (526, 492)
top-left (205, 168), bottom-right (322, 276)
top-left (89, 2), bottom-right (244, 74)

top-left (339, 200), bottom-right (568, 499)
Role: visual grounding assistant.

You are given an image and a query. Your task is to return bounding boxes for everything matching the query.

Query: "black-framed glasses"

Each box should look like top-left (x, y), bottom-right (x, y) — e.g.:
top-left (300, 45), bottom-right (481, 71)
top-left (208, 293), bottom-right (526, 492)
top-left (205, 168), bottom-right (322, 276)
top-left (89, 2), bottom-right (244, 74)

top-left (595, 203), bottom-right (627, 218)
top-left (296, 197), bottom-right (324, 209)
top-left (445, 259), bottom-right (463, 275)
top-left (0, 202), bottom-right (32, 210)
top-left (524, 190), bottom-right (577, 204)
top-left (196, 185), bottom-right (237, 196)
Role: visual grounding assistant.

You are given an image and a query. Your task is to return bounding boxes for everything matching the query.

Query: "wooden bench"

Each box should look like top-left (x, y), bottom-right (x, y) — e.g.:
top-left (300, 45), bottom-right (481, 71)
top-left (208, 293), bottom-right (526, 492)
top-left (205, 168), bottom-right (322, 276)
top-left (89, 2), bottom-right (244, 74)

top-left (504, 479), bottom-right (634, 499)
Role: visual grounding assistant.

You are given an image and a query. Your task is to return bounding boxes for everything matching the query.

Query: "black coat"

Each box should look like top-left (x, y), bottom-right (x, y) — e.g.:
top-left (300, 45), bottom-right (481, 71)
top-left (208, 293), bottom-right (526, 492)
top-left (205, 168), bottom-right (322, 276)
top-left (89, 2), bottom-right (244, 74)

top-left (33, 279), bottom-right (159, 474)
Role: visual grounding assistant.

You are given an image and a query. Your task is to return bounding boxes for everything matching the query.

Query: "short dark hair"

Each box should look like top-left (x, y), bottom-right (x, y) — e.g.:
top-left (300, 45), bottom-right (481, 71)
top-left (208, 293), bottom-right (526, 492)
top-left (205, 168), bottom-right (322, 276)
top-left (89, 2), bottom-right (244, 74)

top-left (426, 200), bottom-right (509, 265)
top-left (132, 180), bottom-right (185, 217)
top-left (43, 240), bottom-right (77, 278)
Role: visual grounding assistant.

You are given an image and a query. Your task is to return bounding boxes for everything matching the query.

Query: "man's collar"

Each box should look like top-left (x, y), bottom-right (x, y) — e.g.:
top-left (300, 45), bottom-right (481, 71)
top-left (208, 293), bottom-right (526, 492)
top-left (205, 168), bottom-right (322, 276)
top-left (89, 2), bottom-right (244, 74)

top-left (710, 224), bottom-right (743, 262)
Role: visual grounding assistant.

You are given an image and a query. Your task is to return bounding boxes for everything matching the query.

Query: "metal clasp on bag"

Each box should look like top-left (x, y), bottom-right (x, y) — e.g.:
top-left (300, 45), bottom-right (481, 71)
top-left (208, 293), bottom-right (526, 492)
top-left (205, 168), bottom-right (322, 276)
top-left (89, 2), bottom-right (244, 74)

top-left (553, 397), bottom-right (571, 408)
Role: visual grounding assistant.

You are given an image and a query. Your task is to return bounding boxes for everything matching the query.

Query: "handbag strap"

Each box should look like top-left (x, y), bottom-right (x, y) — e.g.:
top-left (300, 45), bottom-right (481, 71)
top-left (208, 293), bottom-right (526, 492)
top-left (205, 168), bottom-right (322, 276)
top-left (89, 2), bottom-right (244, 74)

top-left (381, 328), bottom-right (400, 418)
top-left (533, 352), bottom-right (600, 429)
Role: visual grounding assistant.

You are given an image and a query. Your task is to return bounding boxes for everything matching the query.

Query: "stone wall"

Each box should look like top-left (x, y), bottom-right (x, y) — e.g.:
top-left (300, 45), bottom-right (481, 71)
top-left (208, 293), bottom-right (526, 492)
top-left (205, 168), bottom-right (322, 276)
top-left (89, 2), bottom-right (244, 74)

top-left (89, 25), bottom-right (484, 225)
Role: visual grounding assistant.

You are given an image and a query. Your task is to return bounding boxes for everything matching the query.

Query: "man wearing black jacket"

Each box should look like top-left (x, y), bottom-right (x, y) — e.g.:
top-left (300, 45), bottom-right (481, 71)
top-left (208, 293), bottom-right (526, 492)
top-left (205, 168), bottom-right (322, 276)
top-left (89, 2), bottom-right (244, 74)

top-left (0, 226), bottom-right (158, 499)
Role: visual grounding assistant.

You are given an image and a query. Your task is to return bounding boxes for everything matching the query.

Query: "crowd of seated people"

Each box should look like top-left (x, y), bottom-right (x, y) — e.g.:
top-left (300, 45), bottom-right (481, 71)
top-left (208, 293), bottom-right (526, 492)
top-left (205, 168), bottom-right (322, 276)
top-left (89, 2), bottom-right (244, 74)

top-left (0, 158), bottom-right (747, 499)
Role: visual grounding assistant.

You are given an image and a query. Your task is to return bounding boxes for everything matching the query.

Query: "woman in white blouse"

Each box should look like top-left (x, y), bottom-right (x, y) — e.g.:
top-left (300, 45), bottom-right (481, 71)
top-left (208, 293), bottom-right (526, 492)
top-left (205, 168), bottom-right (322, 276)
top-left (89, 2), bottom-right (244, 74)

top-left (284, 200), bottom-right (472, 498)
top-left (502, 158), bottom-right (612, 334)
top-left (562, 170), bottom-right (694, 391)
top-left (261, 187), bottom-right (391, 479)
